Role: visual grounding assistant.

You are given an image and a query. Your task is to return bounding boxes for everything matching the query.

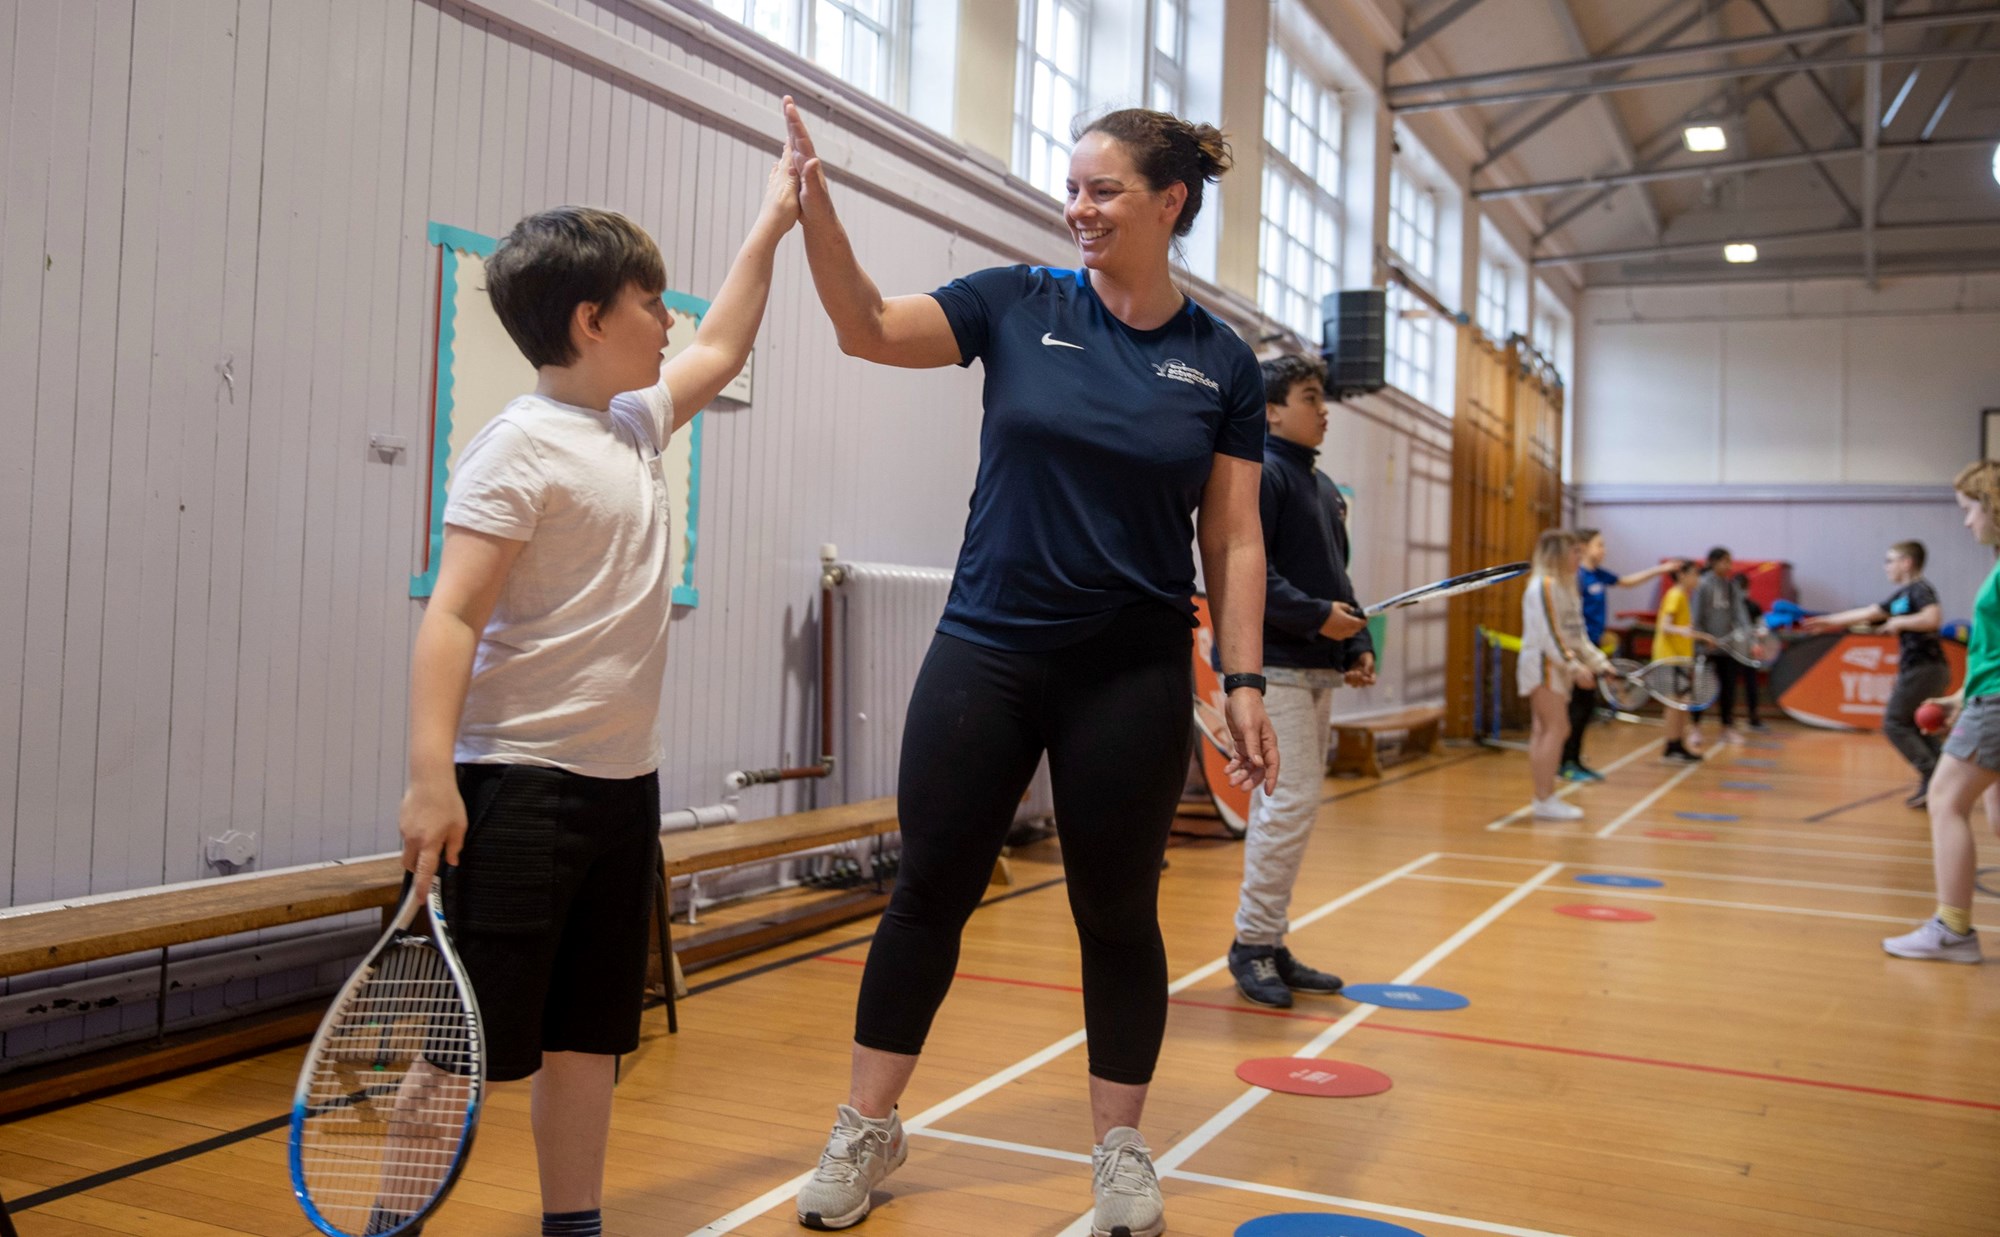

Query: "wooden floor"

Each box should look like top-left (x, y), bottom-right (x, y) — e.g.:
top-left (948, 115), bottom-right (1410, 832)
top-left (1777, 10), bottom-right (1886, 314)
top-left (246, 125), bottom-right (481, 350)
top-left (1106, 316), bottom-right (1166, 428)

top-left (5, 722), bottom-right (1998, 1236)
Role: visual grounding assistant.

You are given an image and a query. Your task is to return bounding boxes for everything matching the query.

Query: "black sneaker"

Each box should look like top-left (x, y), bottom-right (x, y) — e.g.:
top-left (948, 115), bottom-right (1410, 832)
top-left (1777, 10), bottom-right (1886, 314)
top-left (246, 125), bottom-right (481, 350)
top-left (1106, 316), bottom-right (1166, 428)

top-left (1663, 743), bottom-right (1701, 765)
top-left (1746, 720), bottom-right (1771, 733)
top-left (1227, 941), bottom-right (1292, 1009)
top-left (1272, 947), bottom-right (1343, 995)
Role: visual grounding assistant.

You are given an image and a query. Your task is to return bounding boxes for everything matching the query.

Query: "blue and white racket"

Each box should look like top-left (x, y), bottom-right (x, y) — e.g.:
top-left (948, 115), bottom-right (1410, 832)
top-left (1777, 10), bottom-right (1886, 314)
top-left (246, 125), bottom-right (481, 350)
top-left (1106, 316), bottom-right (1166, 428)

top-left (290, 875), bottom-right (484, 1237)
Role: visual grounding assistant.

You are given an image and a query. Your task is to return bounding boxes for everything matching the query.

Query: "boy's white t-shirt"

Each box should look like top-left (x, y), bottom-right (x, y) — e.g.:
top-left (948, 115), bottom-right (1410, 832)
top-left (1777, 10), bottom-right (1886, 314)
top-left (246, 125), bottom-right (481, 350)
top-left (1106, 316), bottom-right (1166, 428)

top-left (443, 384), bottom-right (676, 779)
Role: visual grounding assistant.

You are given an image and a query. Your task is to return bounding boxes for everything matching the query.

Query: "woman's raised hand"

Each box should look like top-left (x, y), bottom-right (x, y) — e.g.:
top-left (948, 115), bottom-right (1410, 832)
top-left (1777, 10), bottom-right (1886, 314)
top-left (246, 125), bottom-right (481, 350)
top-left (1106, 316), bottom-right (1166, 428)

top-left (782, 95), bottom-right (835, 223)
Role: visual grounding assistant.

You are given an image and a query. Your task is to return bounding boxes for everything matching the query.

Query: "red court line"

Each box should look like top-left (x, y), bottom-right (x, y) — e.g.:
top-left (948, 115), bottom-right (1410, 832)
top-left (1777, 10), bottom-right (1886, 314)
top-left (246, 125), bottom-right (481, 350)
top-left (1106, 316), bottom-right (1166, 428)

top-left (811, 956), bottom-right (2000, 1113)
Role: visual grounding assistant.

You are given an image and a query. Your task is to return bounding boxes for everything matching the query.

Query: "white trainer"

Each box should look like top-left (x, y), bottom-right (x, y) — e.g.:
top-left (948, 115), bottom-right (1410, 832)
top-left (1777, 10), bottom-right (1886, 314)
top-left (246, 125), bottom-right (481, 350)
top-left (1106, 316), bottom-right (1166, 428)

top-left (1091, 1127), bottom-right (1165, 1237)
top-left (1882, 918), bottom-right (1982, 964)
top-left (1531, 796), bottom-right (1584, 821)
top-left (796, 1104), bottom-right (908, 1230)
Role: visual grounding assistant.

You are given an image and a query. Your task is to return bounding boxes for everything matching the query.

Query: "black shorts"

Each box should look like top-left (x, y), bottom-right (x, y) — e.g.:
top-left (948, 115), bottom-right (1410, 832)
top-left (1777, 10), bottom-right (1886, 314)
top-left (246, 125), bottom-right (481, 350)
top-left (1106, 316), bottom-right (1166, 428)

top-left (444, 763), bottom-right (661, 1081)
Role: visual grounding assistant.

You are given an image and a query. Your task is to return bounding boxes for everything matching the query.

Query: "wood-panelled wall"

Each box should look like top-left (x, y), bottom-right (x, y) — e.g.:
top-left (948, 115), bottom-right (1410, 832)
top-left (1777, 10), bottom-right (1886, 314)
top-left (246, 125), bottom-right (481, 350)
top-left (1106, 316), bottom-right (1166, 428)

top-left (1444, 328), bottom-right (1566, 738)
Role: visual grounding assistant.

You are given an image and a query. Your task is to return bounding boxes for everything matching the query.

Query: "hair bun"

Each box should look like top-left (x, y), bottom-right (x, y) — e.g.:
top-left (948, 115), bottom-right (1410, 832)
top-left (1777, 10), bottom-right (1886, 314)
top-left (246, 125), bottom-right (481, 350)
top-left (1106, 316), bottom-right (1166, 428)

top-left (1188, 123), bottom-right (1233, 178)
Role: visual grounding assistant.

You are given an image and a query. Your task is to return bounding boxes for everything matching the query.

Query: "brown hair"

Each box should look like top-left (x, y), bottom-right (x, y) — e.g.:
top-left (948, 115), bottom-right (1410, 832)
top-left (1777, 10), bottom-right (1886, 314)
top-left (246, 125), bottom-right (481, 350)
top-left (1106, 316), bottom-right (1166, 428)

top-left (1954, 460), bottom-right (2000, 523)
top-left (1073, 109), bottom-right (1232, 237)
top-left (1260, 353), bottom-right (1324, 406)
top-left (486, 206), bottom-right (666, 368)
top-left (1890, 540), bottom-right (1926, 572)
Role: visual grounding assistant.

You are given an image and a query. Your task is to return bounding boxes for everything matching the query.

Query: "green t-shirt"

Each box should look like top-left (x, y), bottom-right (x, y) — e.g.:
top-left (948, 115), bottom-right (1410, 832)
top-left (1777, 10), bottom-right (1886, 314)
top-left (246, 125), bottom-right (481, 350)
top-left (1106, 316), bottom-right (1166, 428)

top-left (1964, 559), bottom-right (2000, 699)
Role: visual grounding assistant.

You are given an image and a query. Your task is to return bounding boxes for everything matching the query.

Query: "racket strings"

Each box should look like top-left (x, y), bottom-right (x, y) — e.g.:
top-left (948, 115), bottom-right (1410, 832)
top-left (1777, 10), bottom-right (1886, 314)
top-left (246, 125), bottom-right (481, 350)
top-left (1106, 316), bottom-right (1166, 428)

top-left (298, 936), bottom-right (480, 1234)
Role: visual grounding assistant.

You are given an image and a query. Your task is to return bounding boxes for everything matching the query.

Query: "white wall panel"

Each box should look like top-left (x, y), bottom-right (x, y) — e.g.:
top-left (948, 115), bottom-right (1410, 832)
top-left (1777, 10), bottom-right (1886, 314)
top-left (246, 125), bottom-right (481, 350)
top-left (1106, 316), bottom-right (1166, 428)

top-left (3, 0), bottom-right (1453, 906)
top-left (1719, 320), bottom-right (1842, 484)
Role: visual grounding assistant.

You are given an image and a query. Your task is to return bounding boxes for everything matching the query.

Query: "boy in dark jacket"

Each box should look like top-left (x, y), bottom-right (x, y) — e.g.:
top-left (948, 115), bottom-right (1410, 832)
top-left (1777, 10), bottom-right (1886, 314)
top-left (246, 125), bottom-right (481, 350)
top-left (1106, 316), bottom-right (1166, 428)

top-left (1226, 355), bottom-right (1370, 1008)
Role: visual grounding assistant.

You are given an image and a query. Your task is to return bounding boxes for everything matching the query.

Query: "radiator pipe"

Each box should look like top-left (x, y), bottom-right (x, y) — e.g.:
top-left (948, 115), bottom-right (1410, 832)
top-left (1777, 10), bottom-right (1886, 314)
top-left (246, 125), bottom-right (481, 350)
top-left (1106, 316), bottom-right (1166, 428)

top-left (724, 544), bottom-right (843, 790)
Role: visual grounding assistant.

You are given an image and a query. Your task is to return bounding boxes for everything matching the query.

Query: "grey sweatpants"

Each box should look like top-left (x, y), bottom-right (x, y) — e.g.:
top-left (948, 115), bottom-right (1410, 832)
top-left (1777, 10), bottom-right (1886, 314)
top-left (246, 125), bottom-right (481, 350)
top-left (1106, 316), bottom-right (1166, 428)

top-left (1883, 659), bottom-right (1950, 784)
top-left (1235, 672), bottom-right (1339, 946)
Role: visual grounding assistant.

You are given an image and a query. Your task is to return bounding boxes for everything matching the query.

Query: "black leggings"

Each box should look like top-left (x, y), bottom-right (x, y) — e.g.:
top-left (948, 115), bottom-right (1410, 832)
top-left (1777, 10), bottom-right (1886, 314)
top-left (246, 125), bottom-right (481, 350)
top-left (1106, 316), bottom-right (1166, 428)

top-left (1561, 683), bottom-right (1596, 766)
top-left (853, 604), bottom-right (1193, 1086)
top-left (1715, 657), bottom-right (1762, 725)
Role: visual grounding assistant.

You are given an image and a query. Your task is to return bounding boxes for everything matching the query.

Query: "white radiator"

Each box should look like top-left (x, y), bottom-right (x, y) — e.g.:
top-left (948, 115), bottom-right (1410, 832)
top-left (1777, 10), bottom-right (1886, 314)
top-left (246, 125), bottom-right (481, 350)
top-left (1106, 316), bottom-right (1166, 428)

top-left (834, 560), bottom-right (1055, 822)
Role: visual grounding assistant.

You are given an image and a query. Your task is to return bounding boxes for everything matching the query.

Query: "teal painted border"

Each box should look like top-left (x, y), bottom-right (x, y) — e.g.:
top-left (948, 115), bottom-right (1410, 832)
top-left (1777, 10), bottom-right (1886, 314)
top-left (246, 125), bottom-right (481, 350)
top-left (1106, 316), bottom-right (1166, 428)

top-left (413, 222), bottom-right (710, 607)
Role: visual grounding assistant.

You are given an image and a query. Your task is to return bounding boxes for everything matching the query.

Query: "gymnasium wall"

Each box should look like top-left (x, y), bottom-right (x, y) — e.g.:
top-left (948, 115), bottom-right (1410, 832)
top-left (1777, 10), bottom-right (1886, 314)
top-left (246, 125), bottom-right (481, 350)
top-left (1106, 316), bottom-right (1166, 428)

top-left (0, 0), bottom-right (1456, 907)
top-left (1573, 274), bottom-right (2000, 619)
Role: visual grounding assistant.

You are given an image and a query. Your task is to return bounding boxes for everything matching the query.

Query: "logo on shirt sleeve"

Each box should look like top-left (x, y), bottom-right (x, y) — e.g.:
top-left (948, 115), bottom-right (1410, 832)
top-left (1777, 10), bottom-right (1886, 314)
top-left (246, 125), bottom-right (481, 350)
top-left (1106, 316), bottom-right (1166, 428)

top-left (1152, 358), bottom-right (1219, 391)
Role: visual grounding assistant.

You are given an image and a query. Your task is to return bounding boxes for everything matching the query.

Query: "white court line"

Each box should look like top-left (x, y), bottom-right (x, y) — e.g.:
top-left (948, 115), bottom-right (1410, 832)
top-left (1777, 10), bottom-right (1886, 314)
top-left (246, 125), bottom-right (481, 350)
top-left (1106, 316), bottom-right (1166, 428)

top-left (1513, 858), bottom-right (2000, 903)
top-left (1049, 862), bottom-right (1568, 1237)
top-left (1405, 873), bottom-right (1999, 933)
top-left (1484, 739), bottom-right (1662, 830)
top-left (1595, 760), bottom-right (1704, 837)
top-left (683, 852), bottom-right (1443, 1235)
top-left (910, 1129), bottom-right (1577, 1237)
top-left (1598, 835), bottom-right (1935, 865)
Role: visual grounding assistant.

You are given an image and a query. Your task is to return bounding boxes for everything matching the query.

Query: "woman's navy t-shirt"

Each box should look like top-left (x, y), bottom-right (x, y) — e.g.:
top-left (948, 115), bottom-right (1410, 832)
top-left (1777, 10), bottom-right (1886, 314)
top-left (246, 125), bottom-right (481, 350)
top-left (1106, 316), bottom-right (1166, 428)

top-left (928, 265), bottom-right (1266, 651)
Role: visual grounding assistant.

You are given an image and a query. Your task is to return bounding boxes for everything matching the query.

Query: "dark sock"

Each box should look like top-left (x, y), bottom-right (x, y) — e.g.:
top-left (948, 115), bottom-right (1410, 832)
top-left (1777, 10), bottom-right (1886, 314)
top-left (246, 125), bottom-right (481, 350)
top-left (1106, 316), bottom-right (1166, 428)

top-left (544, 1209), bottom-right (603, 1237)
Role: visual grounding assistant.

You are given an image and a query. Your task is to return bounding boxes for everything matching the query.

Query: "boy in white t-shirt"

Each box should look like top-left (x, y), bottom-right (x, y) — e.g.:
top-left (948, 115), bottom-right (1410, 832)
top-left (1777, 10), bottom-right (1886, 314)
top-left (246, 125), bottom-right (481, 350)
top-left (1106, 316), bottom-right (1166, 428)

top-left (392, 134), bottom-right (798, 1237)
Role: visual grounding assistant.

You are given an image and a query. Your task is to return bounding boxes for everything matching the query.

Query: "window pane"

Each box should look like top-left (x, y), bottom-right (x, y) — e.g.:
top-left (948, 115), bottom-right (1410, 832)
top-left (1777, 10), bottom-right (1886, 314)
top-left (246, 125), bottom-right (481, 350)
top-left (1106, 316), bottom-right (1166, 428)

top-left (813, 1), bottom-right (842, 71)
top-left (1033, 60), bottom-right (1054, 130)
top-left (1056, 5), bottom-right (1082, 71)
top-left (1036, 0), bottom-right (1056, 57)
top-left (1152, 77), bottom-right (1175, 113)
top-left (1053, 73), bottom-right (1077, 134)
top-left (1030, 138), bottom-right (1049, 199)
top-left (1155, 0), bottom-right (1178, 56)
top-left (850, 18), bottom-right (880, 96)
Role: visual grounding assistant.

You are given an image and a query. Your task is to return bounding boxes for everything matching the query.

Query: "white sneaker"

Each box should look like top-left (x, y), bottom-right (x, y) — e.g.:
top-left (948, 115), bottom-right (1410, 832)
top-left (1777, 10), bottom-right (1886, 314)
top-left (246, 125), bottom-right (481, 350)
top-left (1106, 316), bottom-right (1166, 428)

top-left (1090, 1127), bottom-right (1165, 1237)
top-left (1882, 918), bottom-right (1982, 964)
top-left (1531, 796), bottom-right (1584, 821)
top-left (797, 1105), bottom-right (908, 1230)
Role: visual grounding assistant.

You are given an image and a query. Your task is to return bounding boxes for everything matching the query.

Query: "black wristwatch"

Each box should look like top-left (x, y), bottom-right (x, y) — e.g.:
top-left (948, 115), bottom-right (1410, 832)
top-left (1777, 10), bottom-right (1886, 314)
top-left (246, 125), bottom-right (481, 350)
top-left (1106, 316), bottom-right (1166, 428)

top-left (1222, 673), bottom-right (1267, 695)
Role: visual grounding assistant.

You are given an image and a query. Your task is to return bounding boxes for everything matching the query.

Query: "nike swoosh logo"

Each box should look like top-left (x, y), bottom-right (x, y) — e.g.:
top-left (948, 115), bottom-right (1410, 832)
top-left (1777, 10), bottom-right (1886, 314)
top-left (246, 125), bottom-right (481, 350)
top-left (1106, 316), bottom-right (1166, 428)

top-left (1041, 333), bottom-right (1084, 350)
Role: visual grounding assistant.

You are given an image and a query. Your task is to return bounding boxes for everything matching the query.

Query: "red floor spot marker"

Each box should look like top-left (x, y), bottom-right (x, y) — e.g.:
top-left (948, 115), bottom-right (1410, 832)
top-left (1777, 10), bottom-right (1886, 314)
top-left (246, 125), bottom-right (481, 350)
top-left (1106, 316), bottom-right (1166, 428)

top-left (1644, 828), bottom-right (1716, 840)
top-left (1555, 904), bottom-right (1656, 922)
top-left (1236, 1057), bottom-right (1392, 1097)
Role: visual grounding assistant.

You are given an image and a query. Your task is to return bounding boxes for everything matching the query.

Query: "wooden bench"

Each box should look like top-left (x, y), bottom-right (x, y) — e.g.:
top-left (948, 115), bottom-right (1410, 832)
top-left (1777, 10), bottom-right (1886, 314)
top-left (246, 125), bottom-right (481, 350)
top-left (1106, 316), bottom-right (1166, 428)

top-left (0, 798), bottom-right (903, 1114)
top-left (1329, 706), bottom-right (1445, 778)
top-left (650, 796), bottom-right (900, 1033)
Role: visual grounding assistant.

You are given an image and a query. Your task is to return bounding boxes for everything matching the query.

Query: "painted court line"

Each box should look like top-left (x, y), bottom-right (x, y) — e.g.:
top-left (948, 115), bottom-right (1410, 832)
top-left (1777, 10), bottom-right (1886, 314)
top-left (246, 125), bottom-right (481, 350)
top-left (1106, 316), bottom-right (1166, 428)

top-left (1485, 739), bottom-right (1662, 830)
top-left (683, 852), bottom-right (1442, 1235)
top-left (1048, 863), bottom-right (1568, 1237)
top-left (1406, 874), bottom-right (1999, 933)
top-left (1599, 835), bottom-right (1936, 865)
top-left (1519, 859), bottom-right (2000, 903)
top-left (1595, 760), bottom-right (1704, 837)
top-left (911, 1129), bottom-right (1578, 1237)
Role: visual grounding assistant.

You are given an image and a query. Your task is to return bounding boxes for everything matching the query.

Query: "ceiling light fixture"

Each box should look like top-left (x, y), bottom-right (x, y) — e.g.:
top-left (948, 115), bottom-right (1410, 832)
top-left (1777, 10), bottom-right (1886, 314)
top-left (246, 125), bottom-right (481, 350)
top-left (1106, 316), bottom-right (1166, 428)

top-left (1724, 243), bottom-right (1759, 264)
top-left (1683, 125), bottom-right (1728, 153)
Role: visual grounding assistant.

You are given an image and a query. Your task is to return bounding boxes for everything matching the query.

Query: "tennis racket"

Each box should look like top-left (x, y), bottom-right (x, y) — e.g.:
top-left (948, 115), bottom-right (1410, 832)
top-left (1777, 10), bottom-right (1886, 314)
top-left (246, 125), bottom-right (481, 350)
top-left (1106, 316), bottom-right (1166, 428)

top-left (1363, 562), bottom-right (1530, 616)
top-left (1715, 623), bottom-right (1778, 670)
top-left (1597, 657), bottom-right (1653, 712)
top-left (1633, 655), bottom-right (1720, 713)
top-left (291, 875), bottom-right (485, 1237)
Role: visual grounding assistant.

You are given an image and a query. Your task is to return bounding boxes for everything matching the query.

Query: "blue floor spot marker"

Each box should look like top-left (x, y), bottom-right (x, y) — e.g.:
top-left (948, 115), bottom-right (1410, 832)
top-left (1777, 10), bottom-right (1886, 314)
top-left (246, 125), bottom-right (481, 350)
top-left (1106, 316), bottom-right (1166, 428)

top-left (1722, 781), bottom-right (1773, 790)
top-left (1675, 810), bottom-right (1738, 822)
top-left (1342, 983), bottom-right (1468, 1011)
top-left (1237, 1214), bottom-right (1427, 1236)
top-left (1575, 873), bottom-right (1665, 888)
top-left (1735, 758), bottom-right (1777, 768)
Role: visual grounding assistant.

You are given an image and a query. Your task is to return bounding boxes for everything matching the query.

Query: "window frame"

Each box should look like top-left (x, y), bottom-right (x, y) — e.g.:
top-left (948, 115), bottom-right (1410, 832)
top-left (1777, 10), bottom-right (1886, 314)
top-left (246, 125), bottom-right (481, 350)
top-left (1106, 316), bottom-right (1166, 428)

top-left (1386, 162), bottom-right (1442, 407)
top-left (1148, 0), bottom-right (1188, 115)
top-left (706, 0), bottom-right (904, 105)
top-left (1015, 0), bottom-right (1093, 201)
top-left (1256, 39), bottom-right (1344, 343)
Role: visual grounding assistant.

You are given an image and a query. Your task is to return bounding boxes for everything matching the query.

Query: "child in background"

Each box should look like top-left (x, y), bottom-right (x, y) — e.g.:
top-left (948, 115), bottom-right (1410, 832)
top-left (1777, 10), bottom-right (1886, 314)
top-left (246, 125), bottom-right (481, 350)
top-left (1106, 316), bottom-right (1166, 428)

top-left (1694, 547), bottom-right (1766, 732)
top-left (1564, 529), bottom-right (1676, 782)
top-left (1654, 558), bottom-right (1711, 764)
top-left (1519, 530), bottom-right (1612, 820)
top-left (1803, 540), bottom-right (1946, 808)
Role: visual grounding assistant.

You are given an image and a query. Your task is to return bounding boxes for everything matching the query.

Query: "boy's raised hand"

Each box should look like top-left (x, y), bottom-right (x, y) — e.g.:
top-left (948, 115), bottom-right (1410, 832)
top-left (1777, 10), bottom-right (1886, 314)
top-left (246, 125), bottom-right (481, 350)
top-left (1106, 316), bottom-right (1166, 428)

top-left (760, 127), bottom-right (802, 233)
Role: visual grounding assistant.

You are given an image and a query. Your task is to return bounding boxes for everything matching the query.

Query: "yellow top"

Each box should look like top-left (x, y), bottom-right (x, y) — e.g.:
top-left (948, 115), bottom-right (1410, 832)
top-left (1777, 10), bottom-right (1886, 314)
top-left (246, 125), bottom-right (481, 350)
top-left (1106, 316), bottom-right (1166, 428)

top-left (1653, 585), bottom-right (1693, 661)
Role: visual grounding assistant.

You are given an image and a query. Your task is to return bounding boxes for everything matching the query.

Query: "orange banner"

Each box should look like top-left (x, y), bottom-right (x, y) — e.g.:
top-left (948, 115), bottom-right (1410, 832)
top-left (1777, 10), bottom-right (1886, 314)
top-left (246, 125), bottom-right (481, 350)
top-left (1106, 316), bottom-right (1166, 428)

top-left (1773, 633), bottom-right (1966, 731)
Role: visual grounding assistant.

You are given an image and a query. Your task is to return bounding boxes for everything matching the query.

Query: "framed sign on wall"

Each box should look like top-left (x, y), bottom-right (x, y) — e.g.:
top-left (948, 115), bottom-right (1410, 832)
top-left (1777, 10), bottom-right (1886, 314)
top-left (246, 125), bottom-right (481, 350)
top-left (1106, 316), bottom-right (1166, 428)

top-left (414, 222), bottom-right (711, 605)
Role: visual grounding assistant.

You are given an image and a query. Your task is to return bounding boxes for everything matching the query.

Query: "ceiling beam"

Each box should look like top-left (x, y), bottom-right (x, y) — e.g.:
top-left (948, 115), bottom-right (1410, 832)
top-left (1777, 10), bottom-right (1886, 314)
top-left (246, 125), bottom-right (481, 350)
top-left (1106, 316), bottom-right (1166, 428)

top-left (1532, 217), bottom-right (2000, 266)
top-left (1387, 6), bottom-right (2000, 101)
top-left (1757, 93), bottom-right (1862, 224)
top-left (1473, 135), bottom-right (1996, 198)
top-left (1863, 0), bottom-right (1885, 286)
top-left (1744, 0), bottom-right (1861, 146)
top-left (1390, 46), bottom-right (2000, 114)
top-left (1540, 0), bottom-right (1664, 240)
top-left (1386, 0), bottom-right (1496, 67)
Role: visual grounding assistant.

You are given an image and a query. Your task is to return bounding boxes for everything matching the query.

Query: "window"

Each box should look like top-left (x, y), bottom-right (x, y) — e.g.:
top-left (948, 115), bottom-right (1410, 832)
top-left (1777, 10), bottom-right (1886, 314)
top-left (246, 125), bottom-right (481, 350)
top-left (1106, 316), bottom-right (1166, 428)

top-left (1387, 164), bottom-right (1440, 407)
top-left (707, 0), bottom-right (897, 102)
top-left (1149, 0), bottom-right (1187, 114)
top-left (811, 0), bottom-right (893, 100)
top-left (1534, 306), bottom-right (1572, 384)
top-left (1017, 0), bottom-right (1091, 200)
top-left (1477, 258), bottom-right (1514, 343)
top-left (1256, 43), bottom-right (1342, 341)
